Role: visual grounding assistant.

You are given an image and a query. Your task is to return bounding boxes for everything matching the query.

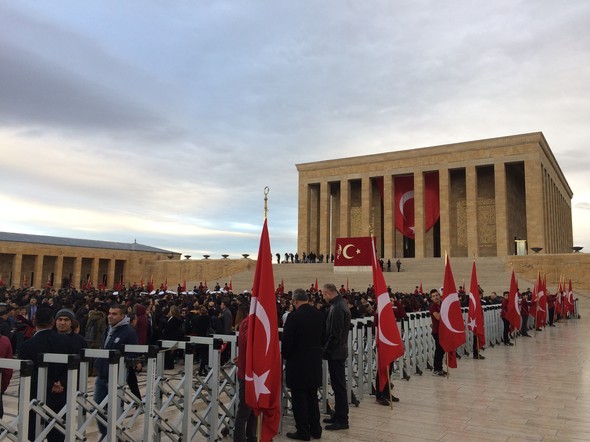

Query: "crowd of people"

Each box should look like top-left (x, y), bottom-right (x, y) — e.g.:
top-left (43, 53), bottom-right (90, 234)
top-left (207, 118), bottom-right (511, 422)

top-left (0, 278), bottom-right (572, 441)
top-left (0, 280), bottom-right (566, 375)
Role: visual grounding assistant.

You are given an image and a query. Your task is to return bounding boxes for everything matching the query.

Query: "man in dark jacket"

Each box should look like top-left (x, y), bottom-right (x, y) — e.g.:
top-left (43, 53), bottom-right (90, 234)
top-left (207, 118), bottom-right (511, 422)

top-left (54, 308), bottom-right (88, 353)
top-left (19, 307), bottom-right (76, 441)
top-left (94, 304), bottom-right (139, 439)
top-left (282, 289), bottom-right (325, 440)
top-left (321, 283), bottom-right (351, 431)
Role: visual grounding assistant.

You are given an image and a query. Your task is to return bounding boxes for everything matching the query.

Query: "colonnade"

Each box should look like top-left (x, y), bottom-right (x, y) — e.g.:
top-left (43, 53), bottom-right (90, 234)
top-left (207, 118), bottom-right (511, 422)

top-left (1, 252), bottom-right (121, 289)
top-left (298, 160), bottom-right (573, 259)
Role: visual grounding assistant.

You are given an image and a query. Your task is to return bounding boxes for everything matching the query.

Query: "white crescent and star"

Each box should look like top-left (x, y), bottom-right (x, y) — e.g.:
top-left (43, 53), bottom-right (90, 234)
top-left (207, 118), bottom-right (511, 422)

top-left (467, 292), bottom-right (477, 331)
top-left (513, 294), bottom-right (521, 318)
top-left (341, 244), bottom-right (362, 259)
top-left (245, 369), bottom-right (271, 401)
top-left (440, 292), bottom-right (465, 334)
top-left (246, 297), bottom-right (274, 400)
top-left (399, 191), bottom-right (414, 219)
top-left (538, 290), bottom-right (546, 312)
top-left (377, 292), bottom-right (399, 347)
top-left (249, 297), bottom-right (271, 355)
top-left (399, 190), bottom-right (415, 234)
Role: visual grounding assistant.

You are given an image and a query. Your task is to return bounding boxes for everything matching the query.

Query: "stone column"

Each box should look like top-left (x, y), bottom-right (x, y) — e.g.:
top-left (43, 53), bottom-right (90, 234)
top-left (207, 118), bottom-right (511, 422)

top-left (339, 179), bottom-right (350, 238)
top-left (550, 175), bottom-right (556, 253)
top-left (91, 256), bottom-right (100, 287)
top-left (383, 174), bottom-right (394, 259)
top-left (414, 172), bottom-right (425, 258)
top-left (439, 168), bottom-right (451, 256)
top-left (73, 257), bottom-right (82, 289)
top-left (55, 256), bottom-right (63, 289)
top-left (12, 253), bottom-right (22, 288)
top-left (465, 165), bottom-right (478, 257)
top-left (34, 254), bottom-right (44, 289)
top-left (331, 184), bottom-right (341, 243)
top-left (107, 258), bottom-right (116, 290)
top-left (525, 159), bottom-right (545, 252)
top-left (494, 162), bottom-right (508, 256)
top-left (297, 180), bottom-right (309, 255)
top-left (308, 184), bottom-right (320, 255)
top-left (361, 175), bottom-right (371, 236)
top-left (319, 181), bottom-right (331, 259)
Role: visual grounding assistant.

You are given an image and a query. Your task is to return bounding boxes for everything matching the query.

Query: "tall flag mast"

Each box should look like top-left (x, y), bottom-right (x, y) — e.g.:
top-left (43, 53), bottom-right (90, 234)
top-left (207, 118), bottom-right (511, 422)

top-left (245, 187), bottom-right (281, 441)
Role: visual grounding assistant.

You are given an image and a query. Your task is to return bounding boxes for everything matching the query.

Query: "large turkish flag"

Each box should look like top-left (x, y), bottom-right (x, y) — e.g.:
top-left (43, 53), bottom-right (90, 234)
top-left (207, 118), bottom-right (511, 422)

top-left (245, 219), bottom-right (281, 441)
top-left (334, 236), bottom-right (375, 266)
top-left (506, 270), bottom-right (521, 331)
top-left (394, 176), bottom-right (415, 238)
top-left (370, 239), bottom-right (404, 390)
top-left (467, 261), bottom-right (485, 349)
top-left (439, 256), bottom-right (466, 353)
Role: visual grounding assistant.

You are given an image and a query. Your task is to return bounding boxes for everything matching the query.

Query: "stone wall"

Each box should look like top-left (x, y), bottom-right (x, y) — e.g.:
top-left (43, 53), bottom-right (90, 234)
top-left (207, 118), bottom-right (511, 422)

top-left (509, 254), bottom-right (590, 291)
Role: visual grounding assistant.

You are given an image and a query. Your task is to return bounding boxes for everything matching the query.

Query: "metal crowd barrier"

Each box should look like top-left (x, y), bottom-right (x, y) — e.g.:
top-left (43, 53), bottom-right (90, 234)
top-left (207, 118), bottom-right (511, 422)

top-left (0, 302), bottom-right (557, 439)
top-left (0, 359), bottom-right (33, 441)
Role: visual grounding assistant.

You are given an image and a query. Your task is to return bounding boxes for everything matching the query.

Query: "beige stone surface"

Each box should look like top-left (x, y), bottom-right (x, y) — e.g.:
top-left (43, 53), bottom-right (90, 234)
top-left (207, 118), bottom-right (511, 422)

top-left (297, 132), bottom-right (574, 259)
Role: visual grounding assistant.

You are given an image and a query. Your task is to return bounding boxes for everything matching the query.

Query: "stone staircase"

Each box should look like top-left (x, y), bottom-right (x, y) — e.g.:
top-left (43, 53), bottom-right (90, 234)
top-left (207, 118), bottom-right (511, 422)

top-left (200, 256), bottom-right (535, 296)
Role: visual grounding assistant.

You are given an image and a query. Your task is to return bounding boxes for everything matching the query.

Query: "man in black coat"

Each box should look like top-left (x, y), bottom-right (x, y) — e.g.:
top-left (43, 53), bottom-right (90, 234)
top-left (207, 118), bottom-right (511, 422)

top-left (321, 282), bottom-right (351, 431)
top-left (94, 303), bottom-right (139, 439)
top-left (19, 307), bottom-right (76, 442)
top-left (281, 289), bottom-right (325, 441)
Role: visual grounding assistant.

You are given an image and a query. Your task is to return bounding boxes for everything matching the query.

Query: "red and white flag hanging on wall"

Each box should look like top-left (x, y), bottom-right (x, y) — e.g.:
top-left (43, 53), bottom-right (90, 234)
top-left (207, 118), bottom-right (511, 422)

top-left (394, 173), bottom-right (440, 239)
top-left (394, 176), bottom-right (415, 238)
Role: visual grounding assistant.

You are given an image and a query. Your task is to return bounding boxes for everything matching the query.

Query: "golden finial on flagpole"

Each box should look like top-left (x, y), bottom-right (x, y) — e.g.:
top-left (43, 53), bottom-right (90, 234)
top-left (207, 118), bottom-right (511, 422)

top-left (263, 186), bottom-right (269, 220)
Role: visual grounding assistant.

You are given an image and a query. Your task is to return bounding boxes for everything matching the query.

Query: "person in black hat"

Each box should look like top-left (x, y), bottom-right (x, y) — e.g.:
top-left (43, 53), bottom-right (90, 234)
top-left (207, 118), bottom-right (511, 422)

top-left (55, 308), bottom-right (88, 353)
top-left (19, 307), bottom-right (76, 441)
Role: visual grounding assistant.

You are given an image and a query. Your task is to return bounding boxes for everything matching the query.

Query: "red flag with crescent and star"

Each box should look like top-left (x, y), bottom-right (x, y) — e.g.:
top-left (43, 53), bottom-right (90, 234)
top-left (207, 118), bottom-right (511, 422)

top-left (467, 261), bottom-right (485, 349)
top-left (568, 279), bottom-right (575, 316)
top-left (393, 173), bottom-right (440, 239)
top-left (561, 277), bottom-right (570, 316)
top-left (371, 240), bottom-right (405, 390)
top-left (245, 219), bottom-right (281, 441)
top-left (536, 273), bottom-right (547, 327)
top-left (334, 237), bottom-right (374, 266)
top-left (394, 175), bottom-right (415, 238)
top-left (529, 276), bottom-right (538, 324)
top-left (506, 270), bottom-right (521, 331)
top-left (440, 256), bottom-right (466, 366)
top-left (568, 278), bottom-right (576, 316)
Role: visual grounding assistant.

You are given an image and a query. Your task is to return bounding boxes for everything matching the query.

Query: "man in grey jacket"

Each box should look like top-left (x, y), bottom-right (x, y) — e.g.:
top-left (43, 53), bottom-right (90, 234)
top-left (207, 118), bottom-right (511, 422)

top-left (321, 283), bottom-right (351, 431)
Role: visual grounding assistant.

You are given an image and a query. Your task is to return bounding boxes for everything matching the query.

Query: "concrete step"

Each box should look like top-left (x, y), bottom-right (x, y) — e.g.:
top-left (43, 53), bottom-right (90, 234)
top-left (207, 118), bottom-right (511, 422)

top-left (205, 256), bottom-right (535, 296)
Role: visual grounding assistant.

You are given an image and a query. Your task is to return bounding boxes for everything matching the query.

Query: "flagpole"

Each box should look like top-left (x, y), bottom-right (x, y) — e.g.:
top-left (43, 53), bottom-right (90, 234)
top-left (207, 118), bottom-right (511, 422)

top-left (387, 364), bottom-right (393, 410)
top-left (257, 415), bottom-right (262, 442)
top-left (263, 186), bottom-right (269, 220)
top-left (444, 251), bottom-right (449, 379)
top-left (512, 330), bottom-right (516, 347)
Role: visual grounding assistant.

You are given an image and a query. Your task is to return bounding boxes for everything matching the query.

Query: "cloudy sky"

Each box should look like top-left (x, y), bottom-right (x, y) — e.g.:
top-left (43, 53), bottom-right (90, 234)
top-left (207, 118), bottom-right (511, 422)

top-left (1, 0), bottom-right (589, 258)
